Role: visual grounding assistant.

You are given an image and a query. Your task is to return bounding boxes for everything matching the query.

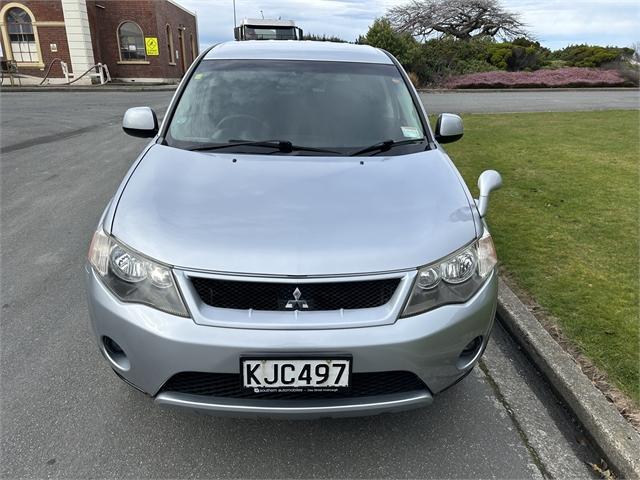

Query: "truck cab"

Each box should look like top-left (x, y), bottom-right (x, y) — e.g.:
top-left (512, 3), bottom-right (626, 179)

top-left (234, 18), bottom-right (303, 41)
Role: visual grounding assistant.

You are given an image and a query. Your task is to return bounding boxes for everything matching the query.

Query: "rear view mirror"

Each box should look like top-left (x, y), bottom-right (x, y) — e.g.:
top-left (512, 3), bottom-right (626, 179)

top-left (435, 113), bottom-right (463, 143)
top-left (123, 107), bottom-right (158, 138)
top-left (477, 170), bottom-right (503, 217)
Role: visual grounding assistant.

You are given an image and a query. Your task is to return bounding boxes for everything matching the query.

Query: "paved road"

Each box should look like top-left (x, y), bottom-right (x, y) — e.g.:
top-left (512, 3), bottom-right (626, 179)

top-left (1, 91), bottom-right (599, 479)
top-left (420, 88), bottom-right (639, 113)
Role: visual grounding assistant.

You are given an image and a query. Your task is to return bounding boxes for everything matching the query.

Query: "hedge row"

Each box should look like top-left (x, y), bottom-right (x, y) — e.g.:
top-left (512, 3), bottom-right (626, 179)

top-left (444, 68), bottom-right (632, 89)
top-left (357, 19), bottom-right (638, 87)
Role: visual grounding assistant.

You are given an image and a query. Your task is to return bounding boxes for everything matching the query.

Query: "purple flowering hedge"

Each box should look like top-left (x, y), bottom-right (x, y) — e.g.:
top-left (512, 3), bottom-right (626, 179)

top-left (444, 68), bottom-right (632, 89)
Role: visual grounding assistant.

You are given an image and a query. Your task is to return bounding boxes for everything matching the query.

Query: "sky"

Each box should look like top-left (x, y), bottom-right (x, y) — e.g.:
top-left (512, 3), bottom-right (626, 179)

top-left (179, 0), bottom-right (640, 51)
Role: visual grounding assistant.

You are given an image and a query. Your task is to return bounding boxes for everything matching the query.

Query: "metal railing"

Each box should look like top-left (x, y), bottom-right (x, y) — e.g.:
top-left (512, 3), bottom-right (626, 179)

top-left (0, 57), bottom-right (111, 87)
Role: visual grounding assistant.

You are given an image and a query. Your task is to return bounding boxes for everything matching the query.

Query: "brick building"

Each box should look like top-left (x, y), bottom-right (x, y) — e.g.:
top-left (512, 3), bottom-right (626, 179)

top-left (0, 0), bottom-right (198, 83)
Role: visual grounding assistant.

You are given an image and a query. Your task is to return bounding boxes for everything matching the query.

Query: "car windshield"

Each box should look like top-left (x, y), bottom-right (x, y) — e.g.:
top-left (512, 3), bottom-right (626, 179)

top-left (244, 27), bottom-right (296, 40)
top-left (166, 59), bottom-right (427, 155)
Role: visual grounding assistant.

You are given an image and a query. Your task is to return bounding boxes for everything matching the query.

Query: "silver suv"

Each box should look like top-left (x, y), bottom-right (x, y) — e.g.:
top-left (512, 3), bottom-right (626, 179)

top-left (85, 40), bottom-right (502, 418)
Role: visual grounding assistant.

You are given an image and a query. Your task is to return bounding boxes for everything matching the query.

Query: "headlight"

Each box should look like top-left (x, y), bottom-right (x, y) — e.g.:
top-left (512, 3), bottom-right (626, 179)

top-left (88, 228), bottom-right (189, 317)
top-left (401, 228), bottom-right (497, 317)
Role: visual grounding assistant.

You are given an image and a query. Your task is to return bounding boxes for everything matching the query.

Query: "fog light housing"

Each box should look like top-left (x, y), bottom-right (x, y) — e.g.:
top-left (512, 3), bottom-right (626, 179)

top-left (456, 336), bottom-right (483, 369)
top-left (102, 336), bottom-right (131, 371)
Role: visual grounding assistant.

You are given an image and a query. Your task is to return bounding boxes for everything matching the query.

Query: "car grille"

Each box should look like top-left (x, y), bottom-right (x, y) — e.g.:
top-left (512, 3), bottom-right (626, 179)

top-left (190, 277), bottom-right (401, 311)
top-left (160, 371), bottom-right (427, 400)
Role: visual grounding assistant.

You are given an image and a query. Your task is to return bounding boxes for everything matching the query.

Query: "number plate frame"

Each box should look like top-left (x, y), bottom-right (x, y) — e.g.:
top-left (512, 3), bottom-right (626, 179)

top-left (240, 354), bottom-right (353, 393)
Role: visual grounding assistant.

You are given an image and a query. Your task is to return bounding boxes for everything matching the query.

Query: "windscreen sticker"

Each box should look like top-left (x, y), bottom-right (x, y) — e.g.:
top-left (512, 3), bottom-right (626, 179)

top-left (401, 126), bottom-right (421, 138)
top-left (194, 73), bottom-right (204, 80)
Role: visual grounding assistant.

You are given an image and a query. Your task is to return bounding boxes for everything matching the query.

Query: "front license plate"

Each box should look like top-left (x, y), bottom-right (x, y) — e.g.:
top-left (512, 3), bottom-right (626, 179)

top-left (242, 358), bottom-right (350, 392)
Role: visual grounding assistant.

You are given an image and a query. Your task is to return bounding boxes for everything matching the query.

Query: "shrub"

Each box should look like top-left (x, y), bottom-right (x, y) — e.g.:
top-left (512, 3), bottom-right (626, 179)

top-left (507, 45), bottom-right (543, 71)
top-left (458, 58), bottom-right (498, 74)
top-left (302, 34), bottom-right (348, 43)
top-left (544, 60), bottom-right (570, 70)
top-left (444, 68), bottom-right (631, 88)
top-left (408, 37), bottom-right (549, 84)
top-left (360, 18), bottom-right (635, 87)
top-left (415, 37), bottom-right (496, 85)
top-left (487, 44), bottom-right (512, 69)
top-left (551, 44), bottom-right (634, 68)
top-left (486, 39), bottom-right (549, 71)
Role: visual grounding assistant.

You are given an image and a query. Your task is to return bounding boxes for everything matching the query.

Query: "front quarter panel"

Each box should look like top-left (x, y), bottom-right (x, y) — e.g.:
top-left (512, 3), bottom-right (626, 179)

top-left (436, 145), bottom-right (484, 237)
top-left (102, 141), bottom-right (155, 235)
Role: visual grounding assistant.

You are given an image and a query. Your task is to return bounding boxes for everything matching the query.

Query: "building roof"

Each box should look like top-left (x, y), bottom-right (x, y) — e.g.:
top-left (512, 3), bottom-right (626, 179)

top-left (165, 0), bottom-right (196, 17)
top-left (204, 41), bottom-right (393, 64)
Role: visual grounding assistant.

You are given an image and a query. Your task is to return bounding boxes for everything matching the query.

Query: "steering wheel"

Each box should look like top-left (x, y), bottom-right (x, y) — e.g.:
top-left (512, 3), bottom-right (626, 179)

top-left (215, 114), bottom-right (268, 138)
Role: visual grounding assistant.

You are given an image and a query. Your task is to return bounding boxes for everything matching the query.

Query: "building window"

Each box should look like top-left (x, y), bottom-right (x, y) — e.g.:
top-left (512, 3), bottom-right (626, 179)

top-left (6, 6), bottom-right (38, 63)
top-left (118, 21), bottom-right (145, 61)
top-left (166, 24), bottom-right (175, 64)
top-left (190, 34), bottom-right (196, 62)
top-left (177, 27), bottom-right (185, 72)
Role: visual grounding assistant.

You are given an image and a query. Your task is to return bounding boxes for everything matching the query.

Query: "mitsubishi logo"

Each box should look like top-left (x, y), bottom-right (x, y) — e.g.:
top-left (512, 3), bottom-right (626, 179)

top-left (285, 287), bottom-right (309, 309)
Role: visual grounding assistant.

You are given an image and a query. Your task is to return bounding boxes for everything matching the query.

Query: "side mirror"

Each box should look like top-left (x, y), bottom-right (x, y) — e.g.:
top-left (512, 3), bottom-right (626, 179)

top-left (435, 113), bottom-right (463, 143)
top-left (123, 107), bottom-right (158, 138)
top-left (477, 170), bottom-right (503, 217)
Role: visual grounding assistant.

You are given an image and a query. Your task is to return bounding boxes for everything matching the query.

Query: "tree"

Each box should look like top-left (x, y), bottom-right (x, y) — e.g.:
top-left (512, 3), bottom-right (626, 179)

top-left (387, 0), bottom-right (527, 41)
top-left (359, 18), bottom-right (420, 67)
top-left (303, 34), bottom-right (348, 43)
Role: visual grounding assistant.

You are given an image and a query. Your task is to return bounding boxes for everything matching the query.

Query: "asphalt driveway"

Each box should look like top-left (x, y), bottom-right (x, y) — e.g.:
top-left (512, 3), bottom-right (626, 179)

top-left (0, 91), bottom-right (604, 478)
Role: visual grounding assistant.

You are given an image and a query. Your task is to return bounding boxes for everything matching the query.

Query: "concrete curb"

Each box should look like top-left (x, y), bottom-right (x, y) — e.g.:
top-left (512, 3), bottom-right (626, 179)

top-left (0, 85), bottom-right (177, 93)
top-left (2, 86), bottom-right (635, 94)
top-left (496, 277), bottom-right (640, 479)
top-left (420, 87), bottom-right (639, 93)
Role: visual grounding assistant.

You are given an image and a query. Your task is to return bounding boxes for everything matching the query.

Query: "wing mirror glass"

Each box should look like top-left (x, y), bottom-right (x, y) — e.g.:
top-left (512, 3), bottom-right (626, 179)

top-left (435, 113), bottom-right (463, 143)
top-left (476, 170), bottom-right (503, 217)
top-left (123, 107), bottom-right (158, 138)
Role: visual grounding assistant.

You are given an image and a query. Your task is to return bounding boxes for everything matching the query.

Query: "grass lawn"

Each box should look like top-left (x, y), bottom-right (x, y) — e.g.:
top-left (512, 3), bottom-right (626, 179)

top-left (440, 110), bottom-right (640, 404)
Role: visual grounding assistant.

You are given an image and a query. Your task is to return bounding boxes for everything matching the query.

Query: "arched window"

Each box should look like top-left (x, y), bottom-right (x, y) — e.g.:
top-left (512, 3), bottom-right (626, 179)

top-left (118, 21), bottom-right (145, 61)
top-left (166, 24), bottom-right (175, 64)
top-left (6, 6), bottom-right (38, 63)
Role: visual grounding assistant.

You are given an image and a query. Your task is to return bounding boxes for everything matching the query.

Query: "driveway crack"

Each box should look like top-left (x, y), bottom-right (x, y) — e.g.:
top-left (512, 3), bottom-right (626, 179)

top-left (479, 360), bottom-right (553, 479)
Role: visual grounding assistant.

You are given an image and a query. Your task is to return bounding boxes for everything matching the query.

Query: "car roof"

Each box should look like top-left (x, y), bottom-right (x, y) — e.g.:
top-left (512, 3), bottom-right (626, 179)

top-left (204, 41), bottom-right (394, 64)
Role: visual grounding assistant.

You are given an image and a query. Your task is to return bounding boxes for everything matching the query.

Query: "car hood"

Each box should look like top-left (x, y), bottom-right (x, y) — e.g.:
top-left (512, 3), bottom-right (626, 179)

top-left (112, 145), bottom-right (477, 276)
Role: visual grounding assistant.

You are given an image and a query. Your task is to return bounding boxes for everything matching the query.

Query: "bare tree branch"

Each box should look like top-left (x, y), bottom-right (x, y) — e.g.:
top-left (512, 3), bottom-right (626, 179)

top-left (387, 0), bottom-right (528, 41)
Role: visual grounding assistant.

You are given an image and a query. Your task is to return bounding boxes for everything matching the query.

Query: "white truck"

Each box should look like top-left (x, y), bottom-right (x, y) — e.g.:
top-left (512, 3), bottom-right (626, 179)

top-left (234, 18), bottom-right (303, 41)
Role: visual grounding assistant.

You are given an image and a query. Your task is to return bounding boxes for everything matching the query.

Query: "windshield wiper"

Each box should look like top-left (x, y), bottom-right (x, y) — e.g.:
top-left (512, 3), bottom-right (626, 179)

top-left (349, 138), bottom-right (425, 156)
top-left (188, 140), bottom-right (343, 155)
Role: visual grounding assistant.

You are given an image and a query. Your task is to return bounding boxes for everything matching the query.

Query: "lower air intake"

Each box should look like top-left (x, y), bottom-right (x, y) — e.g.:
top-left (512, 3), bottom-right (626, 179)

top-left (160, 371), bottom-right (428, 400)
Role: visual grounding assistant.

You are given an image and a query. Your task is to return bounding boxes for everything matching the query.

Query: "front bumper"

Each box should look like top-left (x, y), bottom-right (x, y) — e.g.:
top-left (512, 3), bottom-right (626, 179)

top-left (85, 267), bottom-right (497, 418)
top-left (155, 391), bottom-right (433, 419)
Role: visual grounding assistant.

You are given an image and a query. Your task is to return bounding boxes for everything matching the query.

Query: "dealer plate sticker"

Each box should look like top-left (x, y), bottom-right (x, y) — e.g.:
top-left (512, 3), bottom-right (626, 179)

top-left (242, 359), bottom-right (350, 392)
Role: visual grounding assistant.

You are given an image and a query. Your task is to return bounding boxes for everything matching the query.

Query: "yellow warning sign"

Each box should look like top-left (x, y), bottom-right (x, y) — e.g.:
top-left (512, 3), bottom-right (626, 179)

top-left (145, 37), bottom-right (159, 56)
